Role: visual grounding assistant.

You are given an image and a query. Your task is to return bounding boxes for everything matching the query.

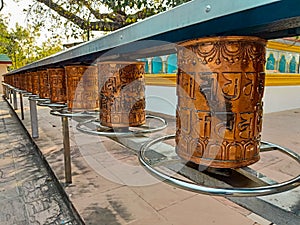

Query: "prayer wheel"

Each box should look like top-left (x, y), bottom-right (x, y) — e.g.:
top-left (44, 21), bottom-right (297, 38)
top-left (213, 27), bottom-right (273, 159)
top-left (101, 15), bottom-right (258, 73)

top-left (25, 72), bottom-right (33, 93)
top-left (19, 73), bottom-right (26, 90)
top-left (5, 74), bottom-right (11, 86)
top-left (48, 68), bottom-right (66, 103)
top-left (98, 61), bottom-right (146, 128)
top-left (65, 65), bottom-right (99, 111)
top-left (32, 71), bottom-right (39, 95)
top-left (176, 36), bottom-right (266, 168)
top-left (15, 74), bottom-right (20, 89)
top-left (38, 70), bottom-right (50, 99)
top-left (11, 74), bottom-right (16, 88)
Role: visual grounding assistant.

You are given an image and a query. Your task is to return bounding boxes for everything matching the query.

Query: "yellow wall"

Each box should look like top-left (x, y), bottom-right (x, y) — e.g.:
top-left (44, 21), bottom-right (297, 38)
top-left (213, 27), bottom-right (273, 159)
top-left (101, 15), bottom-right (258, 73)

top-left (145, 40), bottom-right (300, 87)
top-left (0, 64), bottom-right (9, 94)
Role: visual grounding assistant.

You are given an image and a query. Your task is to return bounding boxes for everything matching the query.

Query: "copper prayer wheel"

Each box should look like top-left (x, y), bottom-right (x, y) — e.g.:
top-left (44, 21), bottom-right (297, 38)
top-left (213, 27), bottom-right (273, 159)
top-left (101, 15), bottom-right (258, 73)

top-left (48, 68), bottom-right (66, 103)
top-left (20, 73), bottom-right (26, 91)
top-left (98, 61), bottom-right (146, 128)
top-left (14, 74), bottom-right (20, 89)
top-left (25, 72), bottom-right (33, 93)
top-left (6, 75), bottom-right (12, 86)
top-left (65, 65), bottom-right (99, 111)
top-left (11, 74), bottom-right (16, 88)
top-left (176, 36), bottom-right (266, 168)
top-left (38, 70), bottom-right (50, 99)
top-left (31, 71), bottom-right (39, 95)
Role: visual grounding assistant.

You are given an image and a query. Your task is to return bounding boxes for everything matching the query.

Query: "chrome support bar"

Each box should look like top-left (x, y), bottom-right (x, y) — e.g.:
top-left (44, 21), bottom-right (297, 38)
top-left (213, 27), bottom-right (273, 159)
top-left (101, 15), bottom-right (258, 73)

top-left (13, 90), bottom-right (18, 110)
top-left (19, 92), bottom-right (24, 120)
top-left (62, 116), bottom-right (72, 184)
top-left (29, 98), bottom-right (39, 138)
top-left (139, 135), bottom-right (300, 197)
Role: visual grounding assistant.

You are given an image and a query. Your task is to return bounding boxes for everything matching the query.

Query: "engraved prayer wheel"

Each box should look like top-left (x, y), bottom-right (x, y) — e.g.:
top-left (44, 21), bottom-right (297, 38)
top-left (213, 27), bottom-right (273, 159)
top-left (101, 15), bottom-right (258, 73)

top-left (38, 70), bottom-right (50, 99)
top-left (6, 74), bottom-right (12, 86)
top-left (25, 72), bottom-right (33, 93)
top-left (98, 61), bottom-right (146, 128)
top-left (15, 74), bottom-right (20, 89)
top-left (48, 68), bottom-right (66, 103)
top-left (65, 65), bottom-right (99, 111)
top-left (32, 71), bottom-right (39, 95)
top-left (11, 74), bottom-right (16, 88)
top-left (176, 36), bottom-right (266, 168)
top-left (19, 74), bottom-right (23, 90)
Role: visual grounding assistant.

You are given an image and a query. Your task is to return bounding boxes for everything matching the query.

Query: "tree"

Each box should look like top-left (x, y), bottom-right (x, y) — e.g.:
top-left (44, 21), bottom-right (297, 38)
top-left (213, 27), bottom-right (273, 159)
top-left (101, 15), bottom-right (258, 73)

top-left (0, 14), bottom-right (62, 69)
top-left (0, 0), bottom-right (3, 11)
top-left (25, 0), bottom-right (191, 40)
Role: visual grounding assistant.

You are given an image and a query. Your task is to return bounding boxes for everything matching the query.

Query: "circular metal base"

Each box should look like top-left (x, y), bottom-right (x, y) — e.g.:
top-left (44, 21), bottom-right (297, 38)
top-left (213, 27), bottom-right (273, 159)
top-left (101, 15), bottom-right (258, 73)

top-left (28, 95), bottom-right (40, 100)
top-left (139, 134), bottom-right (300, 197)
top-left (16, 89), bottom-right (27, 94)
top-left (37, 99), bottom-right (51, 106)
top-left (50, 108), bottom-right (99, 118)
top-left (76, 115), bottom-right (168, 137)
top-left (36, 99), bottom-right (67, 109)
top-left (23, 92), bottom-right (33, 97)
top-left (31, 97), bottom-right (50, 102)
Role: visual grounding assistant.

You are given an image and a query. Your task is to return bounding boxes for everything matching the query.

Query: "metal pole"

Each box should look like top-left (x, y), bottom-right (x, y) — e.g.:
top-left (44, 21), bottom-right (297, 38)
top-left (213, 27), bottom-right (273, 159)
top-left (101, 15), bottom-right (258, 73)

top-left (19, 92), bottom-right (24, 120)
top-left (13, 90), bottom-right (18, 110)
top-left (29, 98), bottom-right (39, 138)
top-left (62, 116), bottom-right (72, 184)
top-left (9, 89), bottom-right (12, 103)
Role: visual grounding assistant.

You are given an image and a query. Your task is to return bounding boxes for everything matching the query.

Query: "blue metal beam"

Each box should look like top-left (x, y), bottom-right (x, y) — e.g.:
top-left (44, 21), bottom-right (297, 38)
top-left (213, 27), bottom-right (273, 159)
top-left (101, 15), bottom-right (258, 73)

top-left (8, 0), bottom-right (300, 74)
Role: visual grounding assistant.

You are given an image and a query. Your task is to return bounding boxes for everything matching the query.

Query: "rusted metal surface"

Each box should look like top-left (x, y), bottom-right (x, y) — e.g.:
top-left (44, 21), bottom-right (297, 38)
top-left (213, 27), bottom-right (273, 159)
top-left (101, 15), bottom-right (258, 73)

top-left (98, 61), bottom-right (146, 128)
top-left (176, 36), bottom-right (266, 168)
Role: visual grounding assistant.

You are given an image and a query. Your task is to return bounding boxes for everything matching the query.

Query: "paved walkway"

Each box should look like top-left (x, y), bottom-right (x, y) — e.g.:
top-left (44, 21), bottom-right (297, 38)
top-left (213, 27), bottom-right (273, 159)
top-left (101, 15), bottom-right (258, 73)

top-left (0, 98), bottom-right (83, 225)
top-left (1, 95), bottom-right (299, 225)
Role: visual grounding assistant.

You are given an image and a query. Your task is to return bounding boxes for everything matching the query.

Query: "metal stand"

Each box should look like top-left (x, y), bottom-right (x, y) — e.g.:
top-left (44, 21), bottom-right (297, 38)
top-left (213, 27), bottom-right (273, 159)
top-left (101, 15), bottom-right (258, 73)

top-left (49, 108), bottom-right (97, 184)
top-left (13, 89), bottom-right (18, 110)
top-left (9, 89), bottom-right (12, 103)
top-left (62, 116), bottom-right (72, 184)
top-left (19, 92), bottom-right (24, 120)
top-left (139, 134), bottom-right (300, 197)
top-left (37, 99), bottom-right (67, 111)
top-left (50, 108), bottom-right (98, 118)
top-left (76, 115), bottom-right (168, 137)
top-left (28, 96), bottom-right (39, 138)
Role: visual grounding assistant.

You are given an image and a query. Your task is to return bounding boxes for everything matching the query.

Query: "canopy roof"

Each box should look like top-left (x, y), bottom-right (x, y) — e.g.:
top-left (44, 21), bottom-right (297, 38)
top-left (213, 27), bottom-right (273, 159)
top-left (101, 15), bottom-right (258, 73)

top-left (0, 54), bottom-right (12, 64)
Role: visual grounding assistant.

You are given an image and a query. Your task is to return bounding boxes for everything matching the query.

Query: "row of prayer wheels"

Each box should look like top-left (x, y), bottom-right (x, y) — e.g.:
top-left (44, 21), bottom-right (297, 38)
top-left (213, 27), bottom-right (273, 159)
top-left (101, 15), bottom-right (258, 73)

top-left (3, 36), bottom-right (267, 169)
top-left (3, 62), bottom-right (146, 128)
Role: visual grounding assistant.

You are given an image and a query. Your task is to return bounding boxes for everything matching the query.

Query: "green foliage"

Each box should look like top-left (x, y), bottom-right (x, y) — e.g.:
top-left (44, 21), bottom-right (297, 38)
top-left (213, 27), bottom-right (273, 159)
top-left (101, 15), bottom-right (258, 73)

top-left (0, 14), bottom-right (62, 70)
top-left (23, 0), bottom-right (191, 40)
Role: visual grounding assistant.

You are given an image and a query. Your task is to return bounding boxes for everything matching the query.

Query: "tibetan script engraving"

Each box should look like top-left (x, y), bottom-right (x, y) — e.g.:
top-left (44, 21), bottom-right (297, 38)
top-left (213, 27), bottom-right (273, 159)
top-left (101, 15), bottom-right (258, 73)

top-left (176, 36), bottom-right (266, 168)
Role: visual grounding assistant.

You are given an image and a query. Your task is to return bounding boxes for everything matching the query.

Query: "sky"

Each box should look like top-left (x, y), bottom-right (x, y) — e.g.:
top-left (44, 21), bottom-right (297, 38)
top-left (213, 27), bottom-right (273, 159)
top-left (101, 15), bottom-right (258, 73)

top-left (1, 0), bottom-right (104, 45)
top-left (1, 0), bottom-right (32, 29)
